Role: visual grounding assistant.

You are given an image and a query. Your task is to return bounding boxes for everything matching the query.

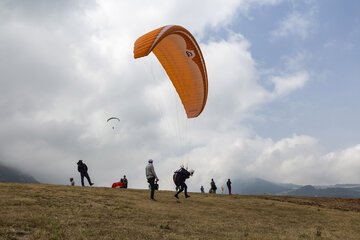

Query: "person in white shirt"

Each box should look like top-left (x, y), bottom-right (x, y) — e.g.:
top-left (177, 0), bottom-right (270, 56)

top-left (70, 178), bottom-right (75, 186)
top-left (145, 159), bottom-right (159, 200)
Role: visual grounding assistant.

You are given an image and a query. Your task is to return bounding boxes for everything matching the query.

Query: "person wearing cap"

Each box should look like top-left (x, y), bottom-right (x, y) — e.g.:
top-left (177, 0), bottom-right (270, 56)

top-left (173, 167), bottom-right (194, 199)
top-left (77, 160), bottom-right (94, 187)
top-left (145, 159), bottom-right (159, 200)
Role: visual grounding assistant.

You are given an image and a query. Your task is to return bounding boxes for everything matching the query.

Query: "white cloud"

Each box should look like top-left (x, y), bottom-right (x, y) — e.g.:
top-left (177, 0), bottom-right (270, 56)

top-left (187, 135), bottom-right (360, 189)
top-left (270, 71), bottom-right (309, 96)
top-left (320, 145), bottom-right (360, 184)
top-left (271, 10), bottom-right (315, 40)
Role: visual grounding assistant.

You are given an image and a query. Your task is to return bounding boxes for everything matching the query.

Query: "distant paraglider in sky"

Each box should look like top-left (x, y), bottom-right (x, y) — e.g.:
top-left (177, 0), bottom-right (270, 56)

top-left (107, 117), bottom-right (120, 122)
top-left (107, 117), bottom-right (120, 130)
top-left (133, 25), bottom-right (208, 118)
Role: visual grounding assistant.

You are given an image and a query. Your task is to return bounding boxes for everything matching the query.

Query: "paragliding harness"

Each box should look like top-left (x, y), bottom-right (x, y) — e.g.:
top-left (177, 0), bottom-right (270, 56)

top-left (149, 179), bottom-right (159, 190)
top-left (151, 179), bottom-right (159, 190)
top-left (173, 168), bottom-right (190, 187)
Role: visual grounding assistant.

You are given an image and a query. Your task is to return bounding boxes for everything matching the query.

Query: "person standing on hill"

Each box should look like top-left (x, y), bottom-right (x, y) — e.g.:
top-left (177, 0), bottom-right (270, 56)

top-left (120, 175), bottom-right (128, 188)
top-left (77, 160), bottom-right (94, 187)
top-left (210, 179), bottom-right (217, 193)
top-left (227, 179), bottom-right (232, 195)
top-left (200, 185), bottom-right (204, 193)
top-left (173, 167), bottom-right (194, 199)
top-left (70, 178), bottom-right (75, 186)
top-left (145, 159), bottom-right (159, 200)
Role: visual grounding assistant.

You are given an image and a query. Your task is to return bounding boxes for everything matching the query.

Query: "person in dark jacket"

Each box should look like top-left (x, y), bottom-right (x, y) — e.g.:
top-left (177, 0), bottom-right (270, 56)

top-left (227, 179), bottom-right (232, 195)
top-left (120, 175), bottom-right (128, 188)
top-left (210, 179), bottom-right (217, 193)
top-left (77, 160), bottom-right (94, 187)
top-left (173, 167), bottom-right (194, 199)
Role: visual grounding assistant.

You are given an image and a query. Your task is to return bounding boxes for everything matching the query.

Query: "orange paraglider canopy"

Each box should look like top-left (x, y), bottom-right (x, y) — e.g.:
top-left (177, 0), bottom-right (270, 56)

top-left (134, 25), bottom-right (208, 118)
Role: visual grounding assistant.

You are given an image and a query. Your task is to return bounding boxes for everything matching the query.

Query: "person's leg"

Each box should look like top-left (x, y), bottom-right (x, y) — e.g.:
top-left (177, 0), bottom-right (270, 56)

top-left (174, 184), bottom-right (184, 198)
top-left (183, 183), bottom-right (189, 198)
top-left (80, 173), bottom-right (85, 186)
top-left (84, 172), bottom-right (93, 185)
top-left (147, 178), bottom-right (155, 199)
top-left (229, 187), bottom-right (231, 195)
top-left (151, 180), bottom-right (155, 199)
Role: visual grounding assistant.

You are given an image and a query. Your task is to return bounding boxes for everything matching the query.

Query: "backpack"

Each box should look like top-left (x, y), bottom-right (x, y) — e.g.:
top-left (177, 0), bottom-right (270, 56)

top-left (173, 171), bottom-right (182, 186)
top-left (173, 168), bottom-right (189, 186)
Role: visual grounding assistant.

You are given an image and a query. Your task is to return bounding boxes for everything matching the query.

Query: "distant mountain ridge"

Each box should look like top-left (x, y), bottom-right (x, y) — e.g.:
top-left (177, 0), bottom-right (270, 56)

top-left (230, 178), bottom-right (360, 198)
top-left (231, 178), bottom-right (290, 195)
top-left (284, 185), bottom-right (360, 198)
top-left (0, 163), bottom-right (39, 183)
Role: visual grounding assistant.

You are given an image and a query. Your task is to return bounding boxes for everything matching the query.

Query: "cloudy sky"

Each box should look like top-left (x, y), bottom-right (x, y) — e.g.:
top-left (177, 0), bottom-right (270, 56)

top-left (1, 0), bottom-right (359, 191)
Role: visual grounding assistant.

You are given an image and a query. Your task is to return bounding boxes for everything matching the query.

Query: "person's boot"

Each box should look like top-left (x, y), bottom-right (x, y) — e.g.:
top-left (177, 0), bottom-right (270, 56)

top-left (185, 194), bottom-right (190, 198)
top-left (174, 194), bottom-right (179, 199)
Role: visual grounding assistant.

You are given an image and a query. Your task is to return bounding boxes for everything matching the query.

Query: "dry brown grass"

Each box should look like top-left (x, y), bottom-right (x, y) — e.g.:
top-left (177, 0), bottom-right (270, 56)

top-left (1, 182), bottom-right (360, 240)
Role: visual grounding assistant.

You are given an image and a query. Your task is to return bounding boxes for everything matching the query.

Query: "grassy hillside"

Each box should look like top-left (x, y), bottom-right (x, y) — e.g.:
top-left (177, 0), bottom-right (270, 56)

top-left (1, 183), bottom-right (360, 240)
